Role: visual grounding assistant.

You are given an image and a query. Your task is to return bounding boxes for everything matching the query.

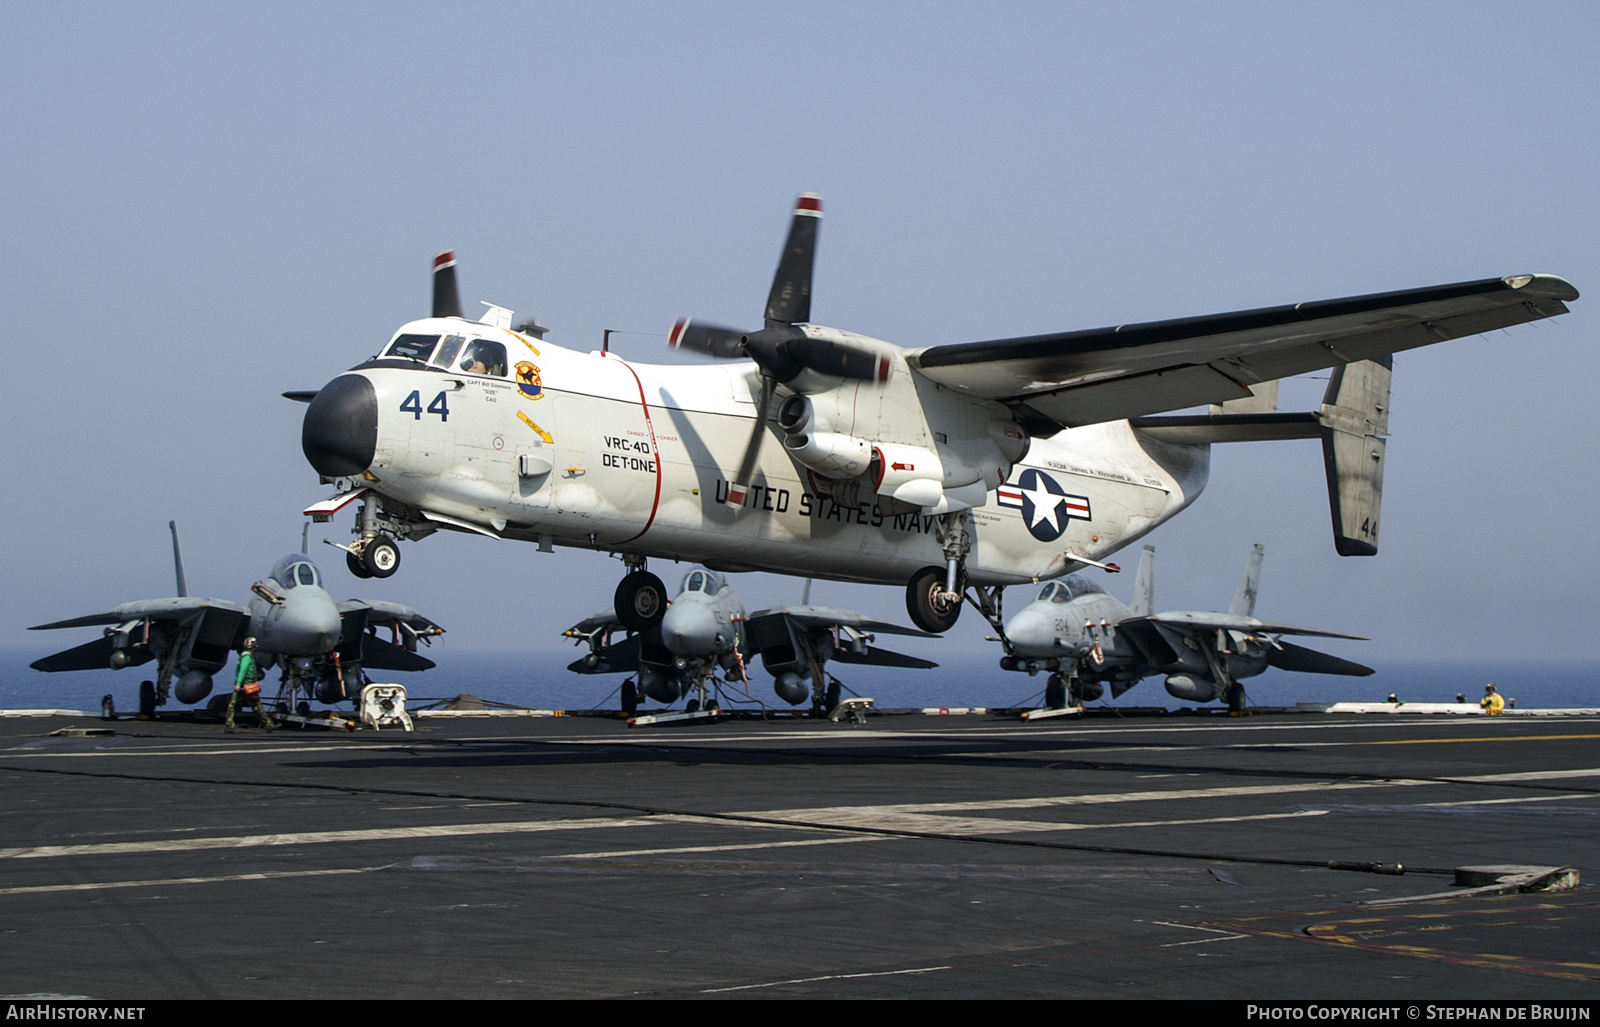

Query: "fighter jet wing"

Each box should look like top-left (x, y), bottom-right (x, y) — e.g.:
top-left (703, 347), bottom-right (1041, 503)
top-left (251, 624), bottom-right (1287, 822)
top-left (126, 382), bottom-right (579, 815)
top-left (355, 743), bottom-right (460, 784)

top-left (358, 635), bottom-right (437, 672)
top-left (909, 274), bottom-right (1578, 431)
top-left (1141, 612), bottom-right (1368, 641)
top-left (30, 597), bottom-right (248, 632)
top-left (337, 599), bottom-right (443, 634)
top-left (31, 636), bottom-right (158, 672)
top-left (750, 605), bottom-right (941, 638)
top-left (567, 633), bottom-right (641, 674)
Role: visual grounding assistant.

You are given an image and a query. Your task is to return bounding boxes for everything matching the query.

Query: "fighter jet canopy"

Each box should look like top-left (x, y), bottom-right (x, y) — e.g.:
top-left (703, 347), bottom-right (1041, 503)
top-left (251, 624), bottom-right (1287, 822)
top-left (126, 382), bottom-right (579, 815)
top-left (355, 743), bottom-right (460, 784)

top-left (1038, 575), bottom-right (1105, 603)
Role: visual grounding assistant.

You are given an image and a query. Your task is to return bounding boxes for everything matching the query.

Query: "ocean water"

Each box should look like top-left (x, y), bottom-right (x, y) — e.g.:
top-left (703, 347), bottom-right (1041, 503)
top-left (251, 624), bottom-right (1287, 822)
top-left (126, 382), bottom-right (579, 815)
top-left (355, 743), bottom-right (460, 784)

top-left (2, 646), bottom-right (1594, 715)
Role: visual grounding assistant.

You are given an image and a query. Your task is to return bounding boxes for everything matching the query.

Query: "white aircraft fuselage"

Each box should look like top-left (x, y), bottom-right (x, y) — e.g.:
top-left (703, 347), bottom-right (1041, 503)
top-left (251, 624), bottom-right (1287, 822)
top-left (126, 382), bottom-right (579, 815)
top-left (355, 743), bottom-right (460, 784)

top-left (304, 316), bottom-right (1211, 588)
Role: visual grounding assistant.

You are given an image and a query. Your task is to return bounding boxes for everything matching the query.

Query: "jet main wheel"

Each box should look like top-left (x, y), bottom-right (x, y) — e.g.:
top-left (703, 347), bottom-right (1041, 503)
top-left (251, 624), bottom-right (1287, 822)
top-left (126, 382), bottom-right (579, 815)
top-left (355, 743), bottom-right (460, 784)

top-left (363, 538), bottom-right (401, 578)
top-left (824, 680), bottom-right (841, 711)
top-left (906, 565), bottom-right (962, 633)
top-left (621, 679), bottom-right (638, 717)
top-left (615, 571), bottom-right (668, 632)
top-left (347, 551), bottom-right (374, 579)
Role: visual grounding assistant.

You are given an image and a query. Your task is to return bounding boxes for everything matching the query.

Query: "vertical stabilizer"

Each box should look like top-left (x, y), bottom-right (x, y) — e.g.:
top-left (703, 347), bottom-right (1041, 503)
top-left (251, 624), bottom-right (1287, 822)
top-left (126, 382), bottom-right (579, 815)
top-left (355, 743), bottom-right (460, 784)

top-left (169, 520), bottom-right (188, 598)
top-left (1319, 357), bottom-right (1390, 556)
top-left (1229, 544), bottom-right (1264, 617)
top-left (1129, 545), bottom-right (1155, 617)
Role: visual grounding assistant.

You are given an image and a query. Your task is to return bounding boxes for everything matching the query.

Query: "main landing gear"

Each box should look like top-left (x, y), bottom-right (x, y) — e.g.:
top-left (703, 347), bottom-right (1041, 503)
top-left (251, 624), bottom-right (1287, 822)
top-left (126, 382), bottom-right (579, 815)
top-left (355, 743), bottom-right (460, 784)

top-left (905, 511), bottom-right (974, 633)
top-left (614, 556), bottom-right (667, 633)
top-left (346, 537), bottom-right (400, 579)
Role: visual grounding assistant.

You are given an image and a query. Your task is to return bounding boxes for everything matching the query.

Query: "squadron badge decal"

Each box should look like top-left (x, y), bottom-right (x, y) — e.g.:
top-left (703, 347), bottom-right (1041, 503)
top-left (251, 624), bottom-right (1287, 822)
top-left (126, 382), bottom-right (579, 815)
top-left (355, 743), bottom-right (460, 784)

top-left (514, 361), bottom-right (544, 400)
top-left (997, 469), bottom-right (1090, 542)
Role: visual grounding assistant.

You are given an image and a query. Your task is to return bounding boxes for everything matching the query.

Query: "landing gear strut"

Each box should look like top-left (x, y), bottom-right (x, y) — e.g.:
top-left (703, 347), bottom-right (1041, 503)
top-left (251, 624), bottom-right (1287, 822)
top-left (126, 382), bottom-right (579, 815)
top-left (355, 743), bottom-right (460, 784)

top-left (906, 511), bottom-right (975, 633)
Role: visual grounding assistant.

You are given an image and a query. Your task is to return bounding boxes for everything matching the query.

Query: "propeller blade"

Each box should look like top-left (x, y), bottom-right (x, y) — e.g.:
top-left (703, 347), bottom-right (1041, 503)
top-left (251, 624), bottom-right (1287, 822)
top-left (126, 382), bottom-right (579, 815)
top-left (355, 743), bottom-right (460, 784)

top-left (730, 375), bottom-right (777, 502)
top-left (764, 193), bottom-right (822, 325)
top-left (432, 250), bottom-right (463, 319)
top-left (804, 335), bottom-right (892, 384)
top-left (668, 318), bottom-right (748, 360)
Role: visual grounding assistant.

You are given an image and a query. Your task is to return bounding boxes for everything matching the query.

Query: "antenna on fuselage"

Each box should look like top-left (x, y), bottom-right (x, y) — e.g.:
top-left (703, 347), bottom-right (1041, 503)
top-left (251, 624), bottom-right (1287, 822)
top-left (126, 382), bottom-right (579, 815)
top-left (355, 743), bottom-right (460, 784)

top-left (169, 520), bottom-right (188, 598)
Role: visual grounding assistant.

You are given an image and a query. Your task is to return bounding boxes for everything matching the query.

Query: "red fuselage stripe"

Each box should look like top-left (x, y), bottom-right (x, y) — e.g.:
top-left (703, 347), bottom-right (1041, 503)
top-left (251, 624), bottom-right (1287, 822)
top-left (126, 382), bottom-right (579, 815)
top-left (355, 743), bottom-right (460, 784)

top-left (609, 354), bottom-right (663, 545)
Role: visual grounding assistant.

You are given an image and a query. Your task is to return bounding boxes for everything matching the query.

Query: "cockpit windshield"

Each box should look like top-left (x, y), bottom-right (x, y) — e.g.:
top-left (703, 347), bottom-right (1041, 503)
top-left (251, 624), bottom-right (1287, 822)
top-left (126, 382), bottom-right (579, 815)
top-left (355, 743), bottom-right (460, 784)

top-left (680, 569), bottom-right (725, 595)
top-left (1038, 574), bottom-right (1104, 603)
top-left (270, 555), bottom-right (320, 590)
top-left (457, 338), bottom-right (507, 377)
top-left (384, 334), bottom-right (439, 362)
top-left (432, 334), bottom-right (466, 369)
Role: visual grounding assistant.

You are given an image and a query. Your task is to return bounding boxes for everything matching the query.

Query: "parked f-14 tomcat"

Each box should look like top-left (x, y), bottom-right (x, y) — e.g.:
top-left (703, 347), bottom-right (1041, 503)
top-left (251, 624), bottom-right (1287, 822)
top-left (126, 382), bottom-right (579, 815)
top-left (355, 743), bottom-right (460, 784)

top-left (1001, 544), bottom-right (1371, 712)
top-left (31, 522), bottom-right (444, 713)
top-left (564, 568), bottom-right (936, 715)
top-left (293, 194), bottom-right (1576, 639)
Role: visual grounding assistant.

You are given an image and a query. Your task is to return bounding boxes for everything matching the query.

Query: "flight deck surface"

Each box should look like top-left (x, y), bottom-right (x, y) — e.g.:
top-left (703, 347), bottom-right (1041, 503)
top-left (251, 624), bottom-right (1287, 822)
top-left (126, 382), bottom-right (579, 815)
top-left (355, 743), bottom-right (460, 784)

top-left (0, 709), bottom-right (1596, 1000)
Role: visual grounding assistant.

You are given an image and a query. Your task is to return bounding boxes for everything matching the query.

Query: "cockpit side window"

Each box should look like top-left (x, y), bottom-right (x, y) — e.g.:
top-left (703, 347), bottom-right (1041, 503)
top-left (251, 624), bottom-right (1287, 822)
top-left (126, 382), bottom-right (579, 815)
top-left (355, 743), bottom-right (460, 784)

top-left (457, 339), bottom-right (507, 377)
top-left (385, 334), bottom-right (439, 362)
top-left (433, 334), bottom-right (465, 368)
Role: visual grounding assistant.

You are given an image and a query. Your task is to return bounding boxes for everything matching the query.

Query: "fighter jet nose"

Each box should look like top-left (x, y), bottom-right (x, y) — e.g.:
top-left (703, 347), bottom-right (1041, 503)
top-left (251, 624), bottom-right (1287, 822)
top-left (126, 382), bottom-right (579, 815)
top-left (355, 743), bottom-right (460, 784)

top-left (302, 374), bottom-right (377, 477)
top-left (660, 603), bottom-right (719, 656)
top-left (276, 593), bottom-right (345, 654)
top-left (1004, 608), bottom-right (1055, 657)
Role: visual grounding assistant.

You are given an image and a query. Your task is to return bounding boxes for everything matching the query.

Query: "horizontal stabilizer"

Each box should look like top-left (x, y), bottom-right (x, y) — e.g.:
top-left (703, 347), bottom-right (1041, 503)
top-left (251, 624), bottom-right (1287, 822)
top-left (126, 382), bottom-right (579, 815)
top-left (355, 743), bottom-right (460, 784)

top-left (833, 645), bottom-right (938, 670)
top-left (1264, 640), bottom-right (1373, 677)
top-left (31, 637), bottom-right (155, 673)
top-left (358, 634), bottom-right (436, 672)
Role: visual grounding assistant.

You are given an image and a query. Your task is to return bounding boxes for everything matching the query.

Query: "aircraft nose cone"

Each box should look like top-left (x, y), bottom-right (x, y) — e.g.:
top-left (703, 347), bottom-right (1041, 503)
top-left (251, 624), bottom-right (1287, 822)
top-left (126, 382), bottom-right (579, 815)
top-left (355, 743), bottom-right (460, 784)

top-left (1004, 607), bottom-right (1057, 658)
top-left (660, 602), bottom-right (720, 656)
top-left (302, 374), bottom-right (377, 477)
top-left (275, 593), bottom-right (344, 654)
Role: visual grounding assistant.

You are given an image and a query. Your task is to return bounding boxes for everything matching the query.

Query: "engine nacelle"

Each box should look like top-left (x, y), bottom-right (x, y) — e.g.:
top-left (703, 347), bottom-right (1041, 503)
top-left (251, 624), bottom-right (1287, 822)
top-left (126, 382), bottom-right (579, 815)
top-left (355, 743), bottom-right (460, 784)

top-left (773, 671), bottom-right (809, 706)
top-left (174, 670), bottom-right (215, 705)
top-left (785, 431), bottom-right (874, 478)
top-left (1164, 674), bottom-right (1219, 703)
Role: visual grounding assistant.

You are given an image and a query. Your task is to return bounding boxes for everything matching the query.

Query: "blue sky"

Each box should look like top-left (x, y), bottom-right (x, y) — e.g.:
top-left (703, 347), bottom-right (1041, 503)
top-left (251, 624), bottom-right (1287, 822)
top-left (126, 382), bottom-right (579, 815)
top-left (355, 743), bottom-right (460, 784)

top-left (2, 2), bottom-right (1595, 662)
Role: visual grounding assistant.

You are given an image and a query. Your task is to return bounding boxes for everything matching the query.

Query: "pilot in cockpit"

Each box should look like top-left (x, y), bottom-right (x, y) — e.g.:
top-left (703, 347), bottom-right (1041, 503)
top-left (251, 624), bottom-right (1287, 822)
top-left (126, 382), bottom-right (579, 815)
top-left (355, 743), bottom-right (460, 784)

top-left (458, 339), bottom-right (507, 377)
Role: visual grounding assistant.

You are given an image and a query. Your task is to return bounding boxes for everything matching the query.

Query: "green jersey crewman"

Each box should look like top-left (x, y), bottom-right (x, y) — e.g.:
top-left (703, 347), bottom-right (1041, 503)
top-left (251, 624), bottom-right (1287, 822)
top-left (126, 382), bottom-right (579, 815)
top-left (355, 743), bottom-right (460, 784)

top-left (225, 637), bottom-right (277, 733)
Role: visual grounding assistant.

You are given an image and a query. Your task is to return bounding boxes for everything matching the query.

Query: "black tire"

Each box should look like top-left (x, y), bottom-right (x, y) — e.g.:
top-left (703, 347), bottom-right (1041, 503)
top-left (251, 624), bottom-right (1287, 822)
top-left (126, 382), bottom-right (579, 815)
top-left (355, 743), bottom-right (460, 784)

top-left (824, 679), bottom-right (841, 711)
top-left (906, 565), bottom-right (962, 633)
top-left (138, 680), bottom-right (157, 718)
top-left (615, 571), bottom-right (668, 632)
top-left (1225, 681), bottom-right (1247, 713)
top-left (621, 679), bottom-right (638, 717)
top-left (363, 538), bottom-right (401, 578)
top-left (347, 551), bottom-right (374, 579)
top-left (1045, 673), bottom-right (1067, 710)
top-left (686, 698), bottom-right (700, 713)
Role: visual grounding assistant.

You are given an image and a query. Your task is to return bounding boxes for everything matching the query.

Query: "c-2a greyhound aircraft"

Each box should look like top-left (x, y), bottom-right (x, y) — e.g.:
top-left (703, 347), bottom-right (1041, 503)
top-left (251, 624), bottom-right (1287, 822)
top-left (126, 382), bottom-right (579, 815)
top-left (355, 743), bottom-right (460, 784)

top-left (31, 522), bottom-right (444, 714)
top-left (563, 568), bottom-right (936, 716)
top-left (293, 195), bottom-right (1577, 638)
top-left (1001, 544), bottom-right (1371, 712)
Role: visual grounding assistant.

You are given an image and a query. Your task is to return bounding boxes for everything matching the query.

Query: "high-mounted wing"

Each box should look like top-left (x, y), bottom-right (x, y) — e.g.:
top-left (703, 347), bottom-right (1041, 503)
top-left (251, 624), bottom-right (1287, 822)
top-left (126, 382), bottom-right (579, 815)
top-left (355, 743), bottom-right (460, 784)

top-left (910, 274), bottom-right (1577, 431)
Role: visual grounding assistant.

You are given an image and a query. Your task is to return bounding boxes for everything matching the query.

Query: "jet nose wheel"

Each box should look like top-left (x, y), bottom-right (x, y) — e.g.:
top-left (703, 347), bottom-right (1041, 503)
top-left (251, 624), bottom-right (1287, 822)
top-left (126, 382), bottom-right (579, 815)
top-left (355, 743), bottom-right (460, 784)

top-left (615, 571), bottom-right (668, 632)
top-left (347, 551), bottom-right (375, 579)
top-left (906, 565), bottom-right (962, 633)
top-left (363, 538), bottom-right (401, 578)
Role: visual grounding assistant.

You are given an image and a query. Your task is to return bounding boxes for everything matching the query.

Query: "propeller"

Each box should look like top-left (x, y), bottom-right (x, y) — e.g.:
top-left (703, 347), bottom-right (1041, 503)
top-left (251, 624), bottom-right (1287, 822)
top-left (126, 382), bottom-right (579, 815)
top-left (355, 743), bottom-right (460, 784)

top-left (432, 250), bottom-right (463, 319)
top-left (670, 194), bottom-right (892, 501)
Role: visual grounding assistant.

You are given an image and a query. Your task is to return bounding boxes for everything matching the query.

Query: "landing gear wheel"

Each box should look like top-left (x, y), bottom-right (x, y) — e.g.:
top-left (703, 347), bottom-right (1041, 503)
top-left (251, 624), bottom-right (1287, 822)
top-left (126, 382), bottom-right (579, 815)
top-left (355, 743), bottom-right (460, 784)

top-left (347, 551), bottom-right (374, 579)
top-left (621, 679), bottom-right (638, 717)
top-left (1045, 672), bottom-right (1067, 710)
top-left (824, 679), bottom-right (841, 712)
top-left (362, 538), bottom-right (400, 578)
top-left (615, 571), bottom-right (668, 632)
top-left (906, 565), bottom-right (962, 633)
top-left (686, 698), bottom-right (701, 713)
top-left (138, 680), bottom-right (157, 718)
top-left (1225, 682), bottom-right (1247, 714)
